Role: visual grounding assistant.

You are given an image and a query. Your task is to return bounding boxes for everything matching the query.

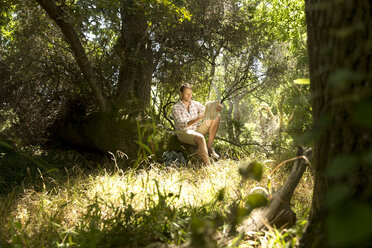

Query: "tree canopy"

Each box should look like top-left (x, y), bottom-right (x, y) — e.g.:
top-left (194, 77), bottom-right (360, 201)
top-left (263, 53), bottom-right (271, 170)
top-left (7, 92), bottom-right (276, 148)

top-left (1, 0), bottom-right (308, 158)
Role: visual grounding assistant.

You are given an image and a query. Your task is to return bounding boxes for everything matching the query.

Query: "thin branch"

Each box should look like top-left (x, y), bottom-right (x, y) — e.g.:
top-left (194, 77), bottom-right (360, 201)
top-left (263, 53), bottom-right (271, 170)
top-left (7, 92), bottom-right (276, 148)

top-left (269, 155), bottom-right (311, 177)
top-left (215, 137), bottom-right (272, 153)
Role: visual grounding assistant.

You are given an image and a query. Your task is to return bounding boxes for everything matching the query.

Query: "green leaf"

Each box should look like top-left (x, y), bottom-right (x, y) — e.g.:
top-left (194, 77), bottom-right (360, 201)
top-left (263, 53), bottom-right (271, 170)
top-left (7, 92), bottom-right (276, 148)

top-left (325, 183), bottom-right (351, 207)
top-left (353, 100), bottom-right (372, 127)
top-left (246, 193), bottom-right (268, 209)
top-left (327, 155), bottom-right (356, 179)
top-left (234, 207), bottom-right (251, 225)
top-left (0, 141), bottom-right (14, 150)
top-left (238, 161), bottom-right (263, 181)
top-left (328, 69), bottom-right (364, 90)
top-left (294, 78), bottom-right (310, 85)
top-left (135, 141), bottom-right (152, 155)
top-left (327, 202), bottom-right (372, 247)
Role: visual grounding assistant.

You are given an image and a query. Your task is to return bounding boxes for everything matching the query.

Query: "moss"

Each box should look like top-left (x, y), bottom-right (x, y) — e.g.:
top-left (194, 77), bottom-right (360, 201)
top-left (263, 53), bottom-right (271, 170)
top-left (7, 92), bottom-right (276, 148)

top-left (155, 132), bottom-right (200, 164)
top-left (81, 112), bottom-right (140, 160)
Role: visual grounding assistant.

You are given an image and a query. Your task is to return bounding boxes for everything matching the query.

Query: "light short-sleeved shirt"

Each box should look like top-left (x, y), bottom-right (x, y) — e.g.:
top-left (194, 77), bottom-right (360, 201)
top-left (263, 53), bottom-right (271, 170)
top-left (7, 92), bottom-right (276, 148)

top-left (171, 100), bottom-right (205, 131)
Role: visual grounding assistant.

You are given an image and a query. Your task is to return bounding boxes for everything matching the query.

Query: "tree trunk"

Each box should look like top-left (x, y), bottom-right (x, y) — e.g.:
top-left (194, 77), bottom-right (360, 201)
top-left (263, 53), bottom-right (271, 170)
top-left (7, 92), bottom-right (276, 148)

top-left (116, 0), bottom-right (153, 111)
top-left (35, 0), bottom-right (155, 157)
top-left (300, 0), bottom-right (372, 247)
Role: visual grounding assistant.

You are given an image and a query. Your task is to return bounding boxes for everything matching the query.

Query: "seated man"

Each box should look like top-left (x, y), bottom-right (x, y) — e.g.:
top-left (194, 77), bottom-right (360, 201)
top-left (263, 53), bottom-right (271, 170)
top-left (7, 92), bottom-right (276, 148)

top-left (171, 83), bottom-right (221, 165)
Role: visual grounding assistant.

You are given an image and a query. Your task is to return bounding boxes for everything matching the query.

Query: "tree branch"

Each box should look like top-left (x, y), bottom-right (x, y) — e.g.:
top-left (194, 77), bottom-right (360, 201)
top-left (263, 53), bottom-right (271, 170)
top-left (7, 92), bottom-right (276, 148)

top-left (215, 137), bottom-right (272, 154)
top-left (35, 0), bottom-right (108, 112)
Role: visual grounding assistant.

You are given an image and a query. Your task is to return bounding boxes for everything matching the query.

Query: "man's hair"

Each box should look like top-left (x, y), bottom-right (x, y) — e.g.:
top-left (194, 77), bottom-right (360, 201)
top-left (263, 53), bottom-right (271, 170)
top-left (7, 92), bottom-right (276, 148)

top-left (180, 83), bottom-right (192, 93)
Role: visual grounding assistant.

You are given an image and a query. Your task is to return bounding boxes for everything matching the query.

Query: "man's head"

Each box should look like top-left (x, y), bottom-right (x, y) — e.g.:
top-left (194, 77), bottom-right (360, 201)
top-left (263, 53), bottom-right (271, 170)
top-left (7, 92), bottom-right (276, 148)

top-left (180, 83), bottom-right (193, 103)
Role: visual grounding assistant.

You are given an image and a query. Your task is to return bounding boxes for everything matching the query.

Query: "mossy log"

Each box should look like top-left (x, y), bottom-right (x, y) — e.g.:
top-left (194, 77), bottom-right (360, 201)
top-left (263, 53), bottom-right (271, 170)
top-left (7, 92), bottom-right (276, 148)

top-left (156, 132), bottom-right (199, 164)
top-left (238, 146), bottom-right (312, 232)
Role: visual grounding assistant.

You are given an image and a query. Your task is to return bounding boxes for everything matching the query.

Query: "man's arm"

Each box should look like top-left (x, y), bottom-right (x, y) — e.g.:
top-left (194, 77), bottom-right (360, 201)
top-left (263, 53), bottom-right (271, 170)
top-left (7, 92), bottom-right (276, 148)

top-left (187, 113), bottom-right (203, 126)
top-left (186, 100), bottom-right (205, 126)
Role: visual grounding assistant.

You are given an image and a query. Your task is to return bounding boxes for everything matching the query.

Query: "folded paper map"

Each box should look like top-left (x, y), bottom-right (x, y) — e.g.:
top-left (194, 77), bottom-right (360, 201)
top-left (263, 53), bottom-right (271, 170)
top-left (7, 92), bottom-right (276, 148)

top-left (204, 101), bottom-right (220, 120)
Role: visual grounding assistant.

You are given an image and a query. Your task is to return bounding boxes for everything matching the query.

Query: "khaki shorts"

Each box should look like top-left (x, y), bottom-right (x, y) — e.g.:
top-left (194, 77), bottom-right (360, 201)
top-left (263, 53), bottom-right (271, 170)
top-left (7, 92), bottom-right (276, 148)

top-left (177, 121), bottom-right (210, 145)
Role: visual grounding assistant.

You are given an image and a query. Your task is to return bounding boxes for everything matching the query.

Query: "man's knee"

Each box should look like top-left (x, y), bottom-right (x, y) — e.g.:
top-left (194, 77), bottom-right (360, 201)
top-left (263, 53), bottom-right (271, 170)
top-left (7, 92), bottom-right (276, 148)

top-left (194, 133), bottom-right (206, 145)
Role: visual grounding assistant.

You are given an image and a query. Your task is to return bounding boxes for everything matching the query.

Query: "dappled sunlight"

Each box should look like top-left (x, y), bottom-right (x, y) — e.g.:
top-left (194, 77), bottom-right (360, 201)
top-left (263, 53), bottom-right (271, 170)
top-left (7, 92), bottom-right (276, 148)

top-left (10, 157), bottom-right (313, 247)
top-left (12, 160), bottom-right (247, 237)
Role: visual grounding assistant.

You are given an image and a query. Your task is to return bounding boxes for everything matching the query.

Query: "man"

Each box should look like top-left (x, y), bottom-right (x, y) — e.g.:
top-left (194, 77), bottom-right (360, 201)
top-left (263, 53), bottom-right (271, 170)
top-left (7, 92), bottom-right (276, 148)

top-left (171, 83), bottom-right (222, 165)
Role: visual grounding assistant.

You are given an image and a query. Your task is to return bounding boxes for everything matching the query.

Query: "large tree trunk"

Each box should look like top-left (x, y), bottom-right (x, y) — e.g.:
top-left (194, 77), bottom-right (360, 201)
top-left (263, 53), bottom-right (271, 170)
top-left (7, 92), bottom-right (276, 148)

top-left (36, 0), bottom-right (155, 158)
top-left (116, 0), bottom-right (153, 112)
top-left (300, 0), bottom-right (372, 247)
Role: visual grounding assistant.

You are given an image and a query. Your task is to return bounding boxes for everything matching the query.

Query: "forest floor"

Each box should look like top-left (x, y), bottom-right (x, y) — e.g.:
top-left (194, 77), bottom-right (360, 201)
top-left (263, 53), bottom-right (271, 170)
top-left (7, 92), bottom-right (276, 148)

top-left (0, 152), bottom-right (313, 247)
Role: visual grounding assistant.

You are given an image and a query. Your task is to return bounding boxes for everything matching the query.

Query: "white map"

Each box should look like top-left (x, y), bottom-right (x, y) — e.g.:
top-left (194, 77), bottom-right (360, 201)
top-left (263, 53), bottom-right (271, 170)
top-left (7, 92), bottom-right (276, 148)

top-left (204, 101), bottom-right (220, 120)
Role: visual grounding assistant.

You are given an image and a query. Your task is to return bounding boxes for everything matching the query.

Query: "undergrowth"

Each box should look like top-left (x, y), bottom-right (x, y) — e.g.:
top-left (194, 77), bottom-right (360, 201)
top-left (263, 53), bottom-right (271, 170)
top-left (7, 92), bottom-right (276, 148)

top-left (0, 151), bottom-right (313, 248)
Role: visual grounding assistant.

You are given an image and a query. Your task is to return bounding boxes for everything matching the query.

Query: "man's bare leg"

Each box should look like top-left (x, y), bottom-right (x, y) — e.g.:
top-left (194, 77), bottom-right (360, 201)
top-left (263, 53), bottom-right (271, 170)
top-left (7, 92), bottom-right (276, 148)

top-left (194, 133), bottom-right (210, 165)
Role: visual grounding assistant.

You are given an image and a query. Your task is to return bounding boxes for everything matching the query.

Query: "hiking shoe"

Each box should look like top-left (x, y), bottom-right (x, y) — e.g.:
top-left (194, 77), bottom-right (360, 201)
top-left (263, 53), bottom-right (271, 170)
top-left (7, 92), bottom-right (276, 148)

top-left (208, 147), bottom-right (220, 159)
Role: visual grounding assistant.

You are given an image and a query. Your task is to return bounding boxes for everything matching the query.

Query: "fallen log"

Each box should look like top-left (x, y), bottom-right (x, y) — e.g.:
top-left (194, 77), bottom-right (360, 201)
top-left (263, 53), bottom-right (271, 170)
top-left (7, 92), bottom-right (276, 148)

top-left (238, 146), bottom-right (312, 233)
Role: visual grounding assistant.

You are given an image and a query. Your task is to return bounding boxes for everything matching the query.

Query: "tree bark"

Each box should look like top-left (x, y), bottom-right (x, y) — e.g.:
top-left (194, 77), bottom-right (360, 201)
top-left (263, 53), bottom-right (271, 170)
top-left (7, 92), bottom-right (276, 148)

top-left (35, 0), bottom-right (108, 112)
top-left (300, 0), bottom-right (372, 247)
top-left (116, 0), bottom-right (153, 110)
top-left (35, 0), bottom-right (155, 158)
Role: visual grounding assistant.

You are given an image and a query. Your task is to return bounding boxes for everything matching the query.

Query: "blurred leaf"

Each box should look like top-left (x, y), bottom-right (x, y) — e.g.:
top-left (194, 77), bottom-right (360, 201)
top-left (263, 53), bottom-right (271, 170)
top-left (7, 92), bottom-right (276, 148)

top-left (238, 161), bottom-right (263, 181)
top-left (362, 150), bottom-right (372, 165)
top-left (216, 188), bottom-right (225, 202)
top-left (327, 202), bottom-right (372, 247)
top-left (329, 69), bottom-right (364, 90)
top-left (353, 100), bottom-right (372, 127)
top-left (191, 216), bottom-right (205, 234)
top-left (0, 141), bottom-right (14, 150)
top-left (190, 216), bottom-right (217, 248)
top-left (294, 78), bottom-right (310, 85)
top-left (334, 22), bottom-right (364, 38)
top-left (327, 155), bottom-right (356, 179)
top-left (246, 193), bottom-right (268, 209)
top-left (234, 207), bottom-right (251, 225)
top-left (325, 183), bottom-right (351, 207)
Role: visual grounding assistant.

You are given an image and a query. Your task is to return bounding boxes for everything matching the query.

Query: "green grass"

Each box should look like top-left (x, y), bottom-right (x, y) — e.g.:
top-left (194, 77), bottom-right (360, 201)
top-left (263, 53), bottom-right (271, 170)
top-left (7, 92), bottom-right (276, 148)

top-left (0, 155), bottom-right (313, 248)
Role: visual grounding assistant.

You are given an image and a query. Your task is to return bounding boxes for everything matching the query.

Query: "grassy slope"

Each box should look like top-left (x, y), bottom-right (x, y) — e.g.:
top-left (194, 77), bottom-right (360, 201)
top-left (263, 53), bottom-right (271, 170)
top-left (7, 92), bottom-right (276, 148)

top-left (0, 157), bottom-right (313, 248)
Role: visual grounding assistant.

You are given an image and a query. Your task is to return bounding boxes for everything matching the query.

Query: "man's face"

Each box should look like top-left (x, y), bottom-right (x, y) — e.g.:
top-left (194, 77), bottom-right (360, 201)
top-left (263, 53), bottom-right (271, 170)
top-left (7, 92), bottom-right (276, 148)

top-left (180, 88), bottom-right (193, 102)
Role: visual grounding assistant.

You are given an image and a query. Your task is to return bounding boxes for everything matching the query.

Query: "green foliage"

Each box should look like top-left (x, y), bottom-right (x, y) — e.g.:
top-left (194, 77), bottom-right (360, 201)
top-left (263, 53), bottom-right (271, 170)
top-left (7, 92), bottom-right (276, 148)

top-left (0, 0), bottom-right (313, 245)
top-left (325, 153), bottom-right (372, 247)
top-left (238, 161), bottom-right (263, 181)
top-left (353, 100), bottom-right (372, 127)
top-left (326, 202), bottom-right (372, 247)
top-left (0, 0), bottom-right (16, 43)
top-left (0, 140), bottom-right (48, 194)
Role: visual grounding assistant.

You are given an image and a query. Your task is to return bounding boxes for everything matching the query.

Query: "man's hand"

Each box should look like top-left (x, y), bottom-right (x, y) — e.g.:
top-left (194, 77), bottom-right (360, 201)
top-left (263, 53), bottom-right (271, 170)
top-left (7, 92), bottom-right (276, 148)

top-left (187, 113), bottom-right (204, 127)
